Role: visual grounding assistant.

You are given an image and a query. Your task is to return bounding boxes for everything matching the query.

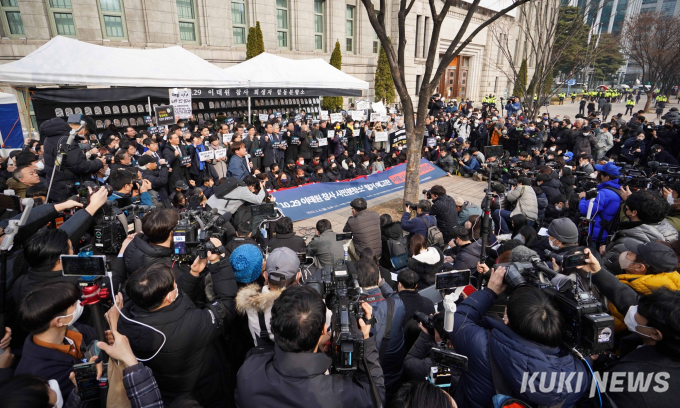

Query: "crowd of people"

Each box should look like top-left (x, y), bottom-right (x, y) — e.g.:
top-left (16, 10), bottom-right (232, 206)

top-left (0, 88), bottom-right (679, 408)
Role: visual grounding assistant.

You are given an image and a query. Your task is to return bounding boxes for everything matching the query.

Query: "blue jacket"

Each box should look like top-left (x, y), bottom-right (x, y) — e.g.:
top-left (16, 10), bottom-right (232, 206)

top-left (366, 280), bottom-right (406, 393)
top-left (621, 137), bottom-right (646, 161)
top-left (109, 191), bottom-right (153, 207)
top-left (401, 212), bottom-right (437, 241)
top-left (227, 154), bottom-right (250, 180)
top-left (461, 157), bottom-right (481, 172)
top-left (505, 101), bottom-right (521, 116)
top-left (450, 290), bottom-right (589, 408)
top-left (578, 179), bottom-right (622, 243)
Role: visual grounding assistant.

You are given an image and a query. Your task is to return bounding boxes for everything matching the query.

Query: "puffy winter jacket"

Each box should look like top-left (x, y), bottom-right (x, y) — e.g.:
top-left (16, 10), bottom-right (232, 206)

top-left (539, 178), bottom-right (564, 204)
top-left (661, 110), bottom-right (680, 122)
top-left (407, 246), bottom-right (444, 287)
top-left (507, 184), bottom-right (538, 221)
top-left (401, 212), bottom-right (438, 243)
top-left (430, 194), bottom-right (458, 242)
top-left (571, 131), bottom-right (597, 156)
top-left (42, 118), bottom-right (103, 202)
top-left (236, 283), bottom-right (283, 343)
top-left (119, 234), bottom-right (174, 287)
top-left (605, 220), bottom-right (679, 257)
top-left (578, 179), bottom-right (622, 243)
top-left (448, 240), bottom-right (481, 271)
top-left (451, 289), bottom-right (590, 408)
top-left (343, 209), bottom-right (382, 256)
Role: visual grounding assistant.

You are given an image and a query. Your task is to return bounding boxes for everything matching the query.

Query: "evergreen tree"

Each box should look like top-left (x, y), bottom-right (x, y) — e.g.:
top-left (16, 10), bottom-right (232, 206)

top-left (513, 59), bottom-right (528, 97)
top-left (322, 40), bottom-right (344, 112)
top-left (254, 21), bottom-right (265, 56)
top-left (246, 27), bottom-right (257, 60)
top-left (374, 39), bottom-right (396, 104)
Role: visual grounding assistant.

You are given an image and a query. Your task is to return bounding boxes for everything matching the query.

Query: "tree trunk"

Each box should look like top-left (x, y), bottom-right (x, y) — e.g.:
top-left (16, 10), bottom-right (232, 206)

top-left (402, 86), bottom-right (432, 205)
top-left (644, 91), bottom-right (653, 113)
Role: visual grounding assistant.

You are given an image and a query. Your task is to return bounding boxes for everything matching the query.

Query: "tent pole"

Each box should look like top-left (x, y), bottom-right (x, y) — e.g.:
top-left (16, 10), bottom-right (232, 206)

top-left (248, 97), bottom-right (251, 123)
top-left (318, 97), bottom-right (321, 119)
top-left (147, 96), bottom-right (152, 117)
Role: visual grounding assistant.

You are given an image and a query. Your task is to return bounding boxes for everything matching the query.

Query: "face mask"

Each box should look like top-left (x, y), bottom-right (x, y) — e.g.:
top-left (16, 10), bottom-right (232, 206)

top-left (104, 167), bottom-right (111, 177)
top-left (619, 251), bottom-right (633, 271)
top-left (549, 146), bottom-right (556, 151)
top-left (7, 158), bottom-right (13, 166)
top-left (624, 305), bottom-right (653, 338)
top-left (35, 160), bottom-right (45, 171)
top-left (48, 379), bottom-right (64, 408)
top-left (170, 286), bottom-right (179, 303)
top-left (611, 130), bottom-right (617, 135)
top-left (298, 160), bottom-right (304, 165)
top-left (583, 132), bottom-right (590, 136)
top-left (330, 159), bottom-right (334, 163)
top-left (363, 161), bottom-right (369, 166)
top-left (56, 301), bottom-right (83, 326)
top-left (548, 237), bottom-right (560, 250)
top-left (668, 194), bottom-right (675, 205)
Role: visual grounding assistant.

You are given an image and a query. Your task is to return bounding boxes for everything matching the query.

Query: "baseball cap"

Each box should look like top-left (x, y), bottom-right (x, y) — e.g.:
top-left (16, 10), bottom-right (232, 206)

top-left (137, 155), bottom-right (157, 167)
top-left (624, 241), bottom-right (678, 272)
top-left (453, 197), bottom-right (465, 206)
top-left (594, 162), bottom-right (621, 176)
top-left (175, 180), bottom-right (190, 191)
top-left (265, 247), bottom-right (300, 282)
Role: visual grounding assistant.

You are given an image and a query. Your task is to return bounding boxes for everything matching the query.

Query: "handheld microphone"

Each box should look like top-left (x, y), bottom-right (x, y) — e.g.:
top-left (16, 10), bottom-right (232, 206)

top-left (55, 120), bottom-right (86, 169)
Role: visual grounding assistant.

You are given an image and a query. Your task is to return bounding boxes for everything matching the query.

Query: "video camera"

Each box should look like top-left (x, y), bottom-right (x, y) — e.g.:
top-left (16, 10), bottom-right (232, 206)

top-left (305, 261), bottom-right (366, 374)
top-left (93, 201), bottom-right (152, 254)
top-left (494, 257), bottom-right (614, 356)
top-left (171, 209), bottom-right (228, 262)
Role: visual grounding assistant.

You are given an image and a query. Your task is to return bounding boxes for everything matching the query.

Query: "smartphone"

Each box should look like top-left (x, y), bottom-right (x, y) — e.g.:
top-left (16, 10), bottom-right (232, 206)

top-left (562, 253), bottom-right (587, 269)
top-left (336, 232), bottom-right (353, 241)
top-left (67, 113), bottom-right (83, 124)
top-left (60, 255), bottom-right (107, 276)
top-left (432, 348), bottom-right (469, 371)
top-left (73, 362), bottom-right (100, 401)
top-left (435, 270), bottom-right (471, 290)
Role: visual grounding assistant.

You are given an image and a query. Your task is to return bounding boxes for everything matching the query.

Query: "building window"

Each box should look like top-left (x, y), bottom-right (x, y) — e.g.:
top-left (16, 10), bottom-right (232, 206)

top-left (346, 5), bottom-right (355, 53)
top-left (314, 0), bottom-right (324, 51)
top-left (98, 0), bottom-right (127, 39)
top-left (231, 0), bottom-right (247, 45)
top-left (276, 0), bottom-right (289, 48)
top-left (661, 0), bottom-right (676, 14)
top-left (176, 0), bottom-right (198, 43)
top-left (416, 75), bottom-right (422, 94)
top-left (415, 15), bottom-right (421, 57)
top-left (47, 0), bottom-right (76, 37)
top-left (372, 11), bottom-right (381, 54)
top-left (422, 17), bottom-right (429, 58)
top-left (0, 0), bottom-right (24, 37)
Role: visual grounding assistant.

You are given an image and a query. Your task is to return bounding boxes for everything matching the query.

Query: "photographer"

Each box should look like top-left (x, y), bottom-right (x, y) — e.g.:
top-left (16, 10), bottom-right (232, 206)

top-left (620, 131), bottom-right (647, 164)
top-left (428, 185), bottom-right (458, 244)
top-left (434, 148), bottom-right (455, 174)
top-left (42, 117), bottom-right (105, 203)
top-left (139, 155), bottom-right (170, 202)
top-left (457, 151), bottom-right (481, 178)
top-left (207, 175), bottom-right (266, 216)
top-left (578, 248), bottom-right (680, 407)
top-left (493, 177), bottom-right (537, 234)
top-left (306, 219), bottom-right (345, 268)
top-left (450, 266), bottom-right (589, 408)
top-left (236, 285), bottom-right (384, 408)
top-left (577, 162), bottom-right (622, 248)
top-left (402, 199), bottom-right (438, 243)
top-left (268, 216), bottom-right (307, 253)
top-left (343, 198), bottom-right (382, 260)
top-left (117, 247), bottom-right (237, 407)
top-left (403, 312), bottom-right (448, 382)
top-left (444, 226), bottom-right (481, 271)
top-left (108, 168), bottom-right (153, 207)
top-left (119, 209), bottom-right (179, 286)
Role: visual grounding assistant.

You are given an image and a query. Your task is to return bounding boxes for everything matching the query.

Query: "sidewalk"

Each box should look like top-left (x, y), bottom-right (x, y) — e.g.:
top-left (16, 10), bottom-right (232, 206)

top-left (292, 174), bottom-right (487, 234)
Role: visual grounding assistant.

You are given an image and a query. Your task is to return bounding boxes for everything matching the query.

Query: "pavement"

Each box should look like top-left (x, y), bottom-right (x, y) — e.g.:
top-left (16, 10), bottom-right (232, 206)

top-left (540, 98), bottom-right (679, 122)
top-left (292, 173), bottom-right (487, 234)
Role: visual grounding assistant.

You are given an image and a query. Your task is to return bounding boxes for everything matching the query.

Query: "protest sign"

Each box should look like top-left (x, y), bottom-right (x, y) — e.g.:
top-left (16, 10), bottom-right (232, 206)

top-left (223, 133), bottom-right (233, 143)
top-left (143, 116), bottom-right (153, 125)
top-left (330, 113), bottom-right (342, 123)
top-left (317, 138), bottom-right (328, 147)
top-left (353, 129), bottom-right (360, 137)
top-left (169, 88), bottom-right (192, 119)
top-left (320, 110), bottom-right (329, 120)
top-left (154, 105), bottom-right (175, 126)
top-left (351, 111), bottom-right (364, 121)
top-left (180, 155), bottom-right (192, 166)
top-left (370, 113), bottom-right (381, 122)
top-left (357, 101), bottom-right (370, 110)
top-left (375, 132), bottom-right (389, 142)
top-left (214, 149), bottom-right (227, 159)
top-left (198, 150), bottom-right (215, 161)
top-left (271, 159), bottom-right (447, 221)
top-left (427, 137), bottom-right (436, 148)
top-left (259, 114), bottom-right (269, 122)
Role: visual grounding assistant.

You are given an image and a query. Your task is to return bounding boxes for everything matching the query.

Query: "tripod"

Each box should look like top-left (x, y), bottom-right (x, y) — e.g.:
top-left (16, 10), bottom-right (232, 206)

top-left (79, 276), bottom-right (110, 407)
top-left (477, 163), bottom-right (495, 290)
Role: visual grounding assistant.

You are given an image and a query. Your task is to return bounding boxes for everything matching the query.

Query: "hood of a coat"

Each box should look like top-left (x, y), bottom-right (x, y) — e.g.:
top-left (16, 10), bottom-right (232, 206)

top-left (381, 222), bottom-right (404, 240)
top-left (412, 247), bottom-right (441, 265)
top-left (40, 117), bottom-right (71, 139)
top-left (236, 284), bottom-right (283, 314)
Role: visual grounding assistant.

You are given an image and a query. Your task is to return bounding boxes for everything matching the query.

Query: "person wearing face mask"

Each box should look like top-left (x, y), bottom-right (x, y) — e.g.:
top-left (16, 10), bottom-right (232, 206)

top-left (620, 130), bottom-right (648, 164)
top-left (308, 166), bottom-right (328, 183)
top-left (326, 161), bottom-right (340, 182)
top-left (571, 125), bottom-right (598, 157)
top-left (577, 247), bottom-right (680, 408)
top-left (356, 155), bottom-right (373, 176)
top-left (118, 248), bottom-right (237, 407)
top-left (15, 281), bottom-right (101, 406)
top-left (577, 154), bottom-right (595, 175)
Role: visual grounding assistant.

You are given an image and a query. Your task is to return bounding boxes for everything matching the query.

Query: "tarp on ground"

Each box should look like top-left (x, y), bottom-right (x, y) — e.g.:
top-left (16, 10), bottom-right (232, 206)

top-left (0, 36), bottom-right (239, 88)
top-left (222, 53), bottom-right (368, 95)
top-left (0, 93), bottom-right (23, 148)
top-left (270, 159), bottom-right (447, 222)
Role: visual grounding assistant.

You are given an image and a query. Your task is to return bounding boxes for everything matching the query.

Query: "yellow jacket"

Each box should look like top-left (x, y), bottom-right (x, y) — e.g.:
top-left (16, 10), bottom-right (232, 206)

top-left (608, 271), bottom-right (680, 332)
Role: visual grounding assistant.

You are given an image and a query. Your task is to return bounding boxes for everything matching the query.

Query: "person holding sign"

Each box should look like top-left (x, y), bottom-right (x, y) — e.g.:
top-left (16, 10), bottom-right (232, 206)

top-left (207, 135), bottom-right (228, 179)
top-left (187, 133), bottom-right (207, 185)
top-left (283, 122), bottom-right (300, 165)
top-left (246, 125), bottom-right (263, 172)
top-left (227, 142), bottom-right (250, 181)
top-left (163, 126), bottom-right (191, 187)
top-left (261, 123), bottom-right (283, 170)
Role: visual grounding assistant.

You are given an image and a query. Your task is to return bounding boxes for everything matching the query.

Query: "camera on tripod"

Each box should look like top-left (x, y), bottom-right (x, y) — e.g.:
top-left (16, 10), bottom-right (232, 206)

top-left (495, 257), bottom-right (614, 356)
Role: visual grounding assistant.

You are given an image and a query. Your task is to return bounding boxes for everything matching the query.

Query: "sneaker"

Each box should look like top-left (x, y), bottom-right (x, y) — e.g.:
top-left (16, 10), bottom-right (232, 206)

top-left (472, 173), bottom-right (482, 182)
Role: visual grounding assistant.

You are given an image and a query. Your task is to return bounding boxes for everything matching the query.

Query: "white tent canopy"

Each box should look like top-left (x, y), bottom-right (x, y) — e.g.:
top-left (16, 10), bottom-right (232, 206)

top-left (222, 53), bottom-right (369, 91)
top-left (0, 36), bottom-right (238, 88)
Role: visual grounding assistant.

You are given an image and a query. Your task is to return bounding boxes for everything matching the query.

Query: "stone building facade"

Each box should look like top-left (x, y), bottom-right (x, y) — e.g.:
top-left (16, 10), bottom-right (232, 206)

top-left (0, 0), bottom-right (538, 131)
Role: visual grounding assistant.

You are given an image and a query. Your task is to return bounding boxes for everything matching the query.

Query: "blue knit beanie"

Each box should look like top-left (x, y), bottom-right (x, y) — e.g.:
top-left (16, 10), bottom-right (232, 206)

top-left (230, 244), bottom-right (263, 283)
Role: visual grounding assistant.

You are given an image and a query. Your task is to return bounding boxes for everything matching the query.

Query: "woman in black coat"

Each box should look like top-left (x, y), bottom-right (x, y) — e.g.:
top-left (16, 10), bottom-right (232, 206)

top-left (380, 214), bottom-right (405, 269)
top-left (407, 235), bottom-right (444, 288)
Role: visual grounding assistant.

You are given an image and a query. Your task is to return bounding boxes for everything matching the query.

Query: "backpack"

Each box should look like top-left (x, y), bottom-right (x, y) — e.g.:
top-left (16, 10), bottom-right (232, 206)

top-left (386, 235), bottom-right (407, 258)
top-left (420, 216), bottom-right (445, 247)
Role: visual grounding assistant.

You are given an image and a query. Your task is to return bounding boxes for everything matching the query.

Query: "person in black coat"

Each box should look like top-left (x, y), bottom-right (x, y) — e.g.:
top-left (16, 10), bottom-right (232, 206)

top-left (536, 172), bottom-right (563, 204)
top-left (118, 254), bottom-right (237, 408)
top-left (428, 185), bottom-right (458, 244)
top-left (308, 166), bottom-right (329, 183)
top-left (163, 128), bottom-right (191, 186)
top-left (42, 117), bottom-right (105, 202)
top-left (267, 217), bottom-right (307, 253)
top-left (380, 215), bottom-right (405, 269)
top-left (140, 155), bottom-right (170, 194)
top-left (397, 270), bottom-right (435, 320)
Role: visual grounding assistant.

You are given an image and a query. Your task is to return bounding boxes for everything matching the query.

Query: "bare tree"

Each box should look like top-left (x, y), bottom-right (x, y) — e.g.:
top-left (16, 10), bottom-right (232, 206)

top-left (361, 0), bottom-right (533, 203)
top-left (621, 12), bottom-right (680, 112)
top-left (490, 2), bottom-right (612, 119)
